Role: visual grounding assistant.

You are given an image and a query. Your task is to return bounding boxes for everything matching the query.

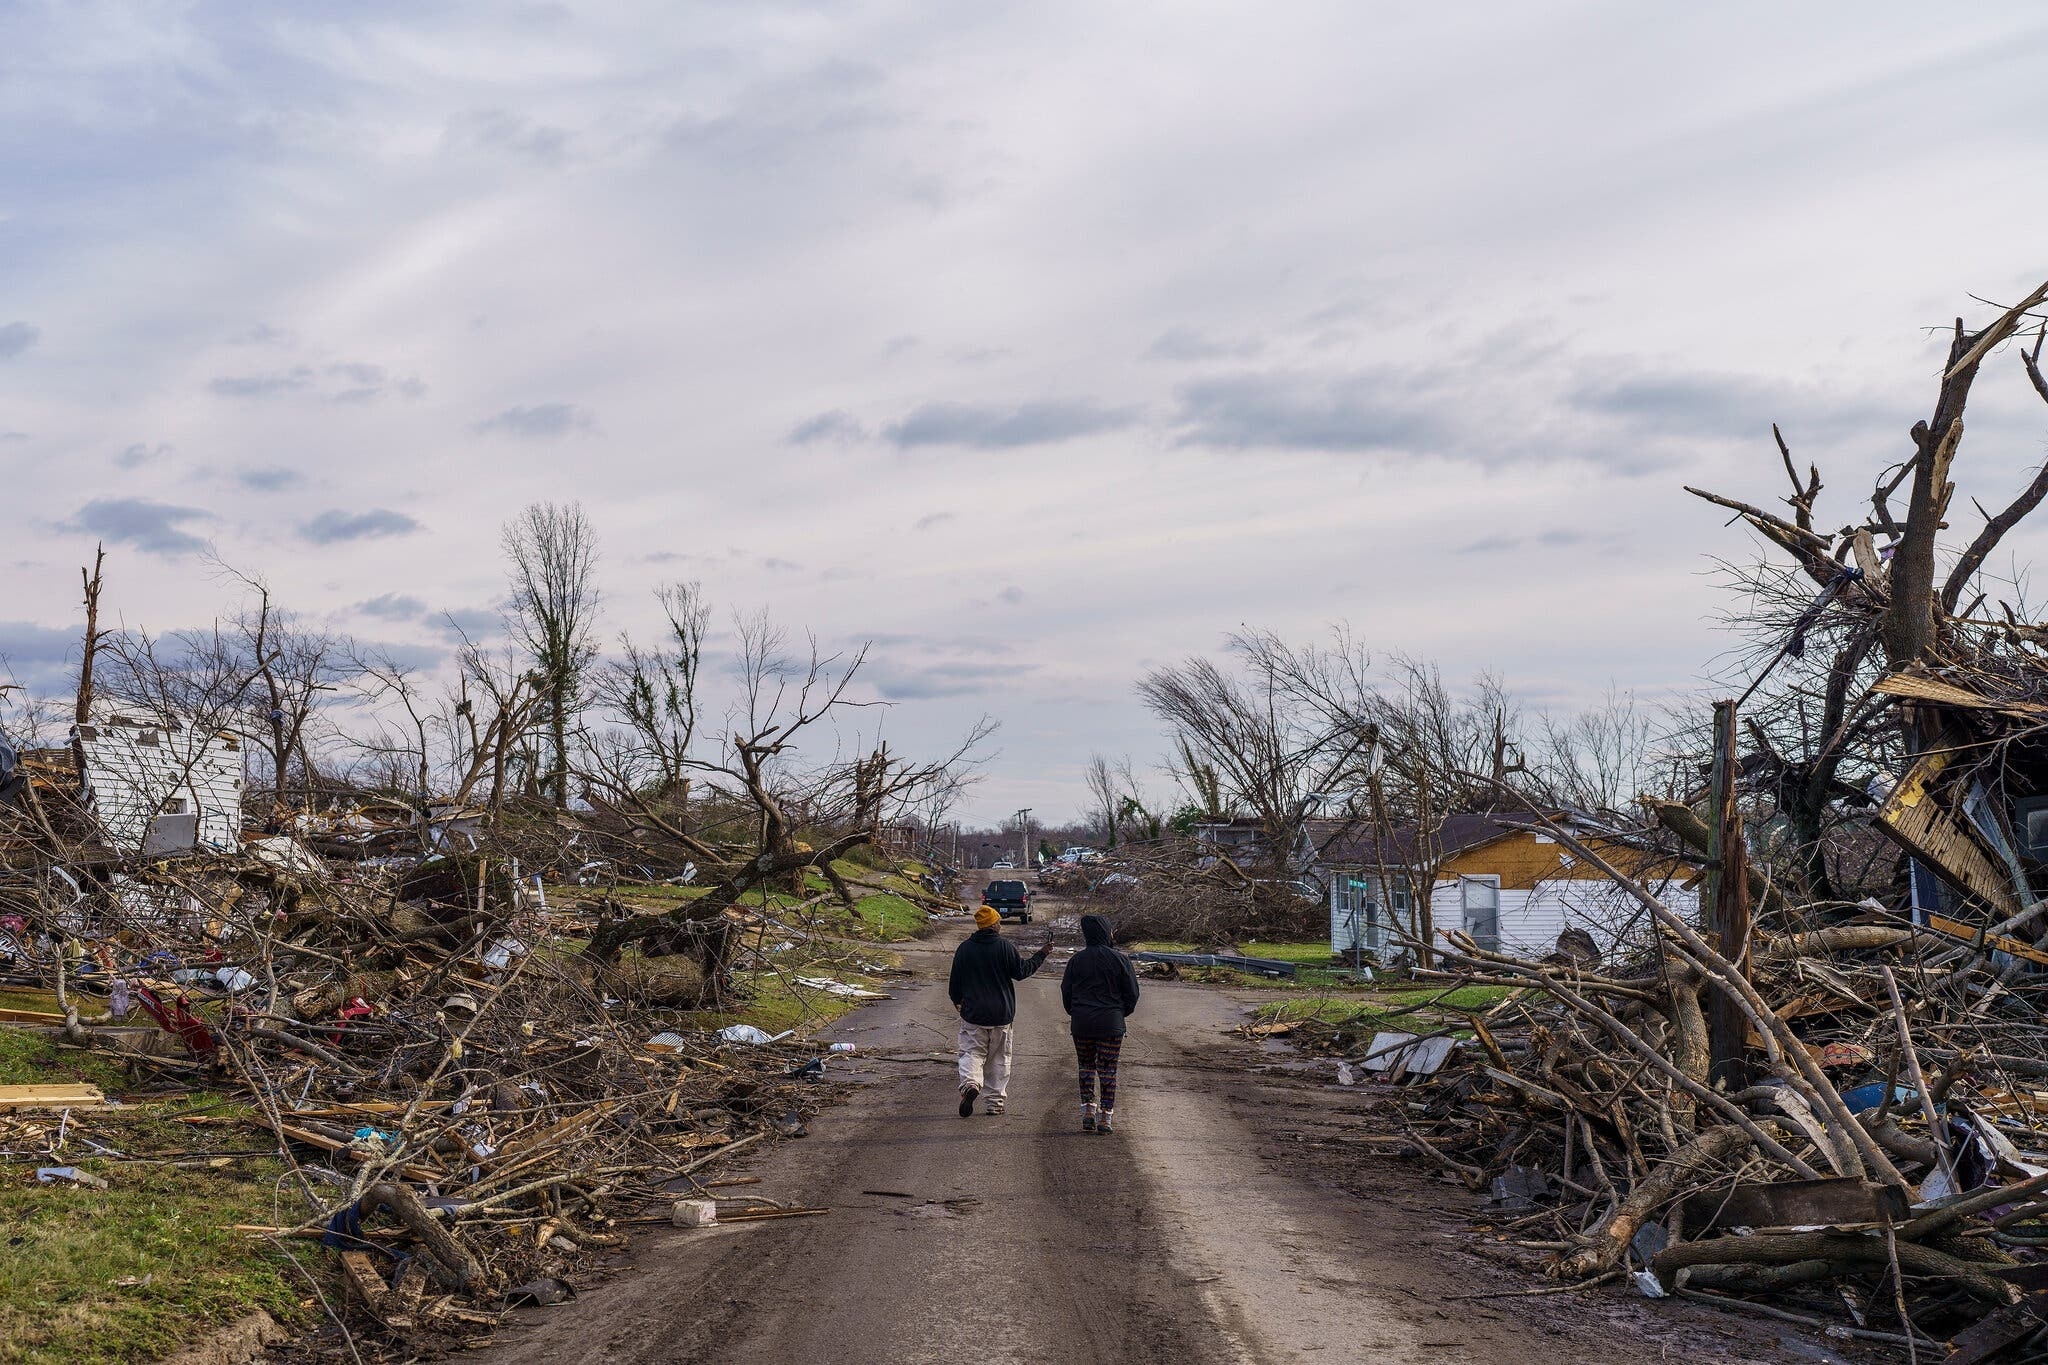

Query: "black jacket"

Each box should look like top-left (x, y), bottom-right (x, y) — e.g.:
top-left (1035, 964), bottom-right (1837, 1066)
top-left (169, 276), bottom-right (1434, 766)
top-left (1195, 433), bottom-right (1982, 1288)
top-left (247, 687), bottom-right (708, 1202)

top-left (1061, 914), bottom-right (1140, 1039)
top-left (949, 927), bottom-right (1049, 1027)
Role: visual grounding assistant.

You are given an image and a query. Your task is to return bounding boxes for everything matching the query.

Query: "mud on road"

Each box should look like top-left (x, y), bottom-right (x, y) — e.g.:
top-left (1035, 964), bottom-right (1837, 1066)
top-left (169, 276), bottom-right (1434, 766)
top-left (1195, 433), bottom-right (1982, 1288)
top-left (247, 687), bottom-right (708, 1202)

top-left (472, 887), bottom-right (1825, 1365)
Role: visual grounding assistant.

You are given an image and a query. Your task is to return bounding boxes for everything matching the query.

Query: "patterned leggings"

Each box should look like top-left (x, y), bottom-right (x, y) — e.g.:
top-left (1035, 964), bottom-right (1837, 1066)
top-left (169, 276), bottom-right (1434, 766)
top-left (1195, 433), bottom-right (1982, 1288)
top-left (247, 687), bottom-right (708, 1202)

top-left (1074, 1036), bottom-right (1124, 1111)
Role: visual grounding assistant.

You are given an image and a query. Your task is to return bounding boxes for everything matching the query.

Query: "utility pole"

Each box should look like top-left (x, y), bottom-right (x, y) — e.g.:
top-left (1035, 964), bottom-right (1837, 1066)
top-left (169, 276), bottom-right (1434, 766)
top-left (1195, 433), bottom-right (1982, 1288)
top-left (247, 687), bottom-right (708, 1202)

top-left (1016, 807), bottom-right (1032, 869)
top-left (1705, 699), bottom-right (1752, 1089)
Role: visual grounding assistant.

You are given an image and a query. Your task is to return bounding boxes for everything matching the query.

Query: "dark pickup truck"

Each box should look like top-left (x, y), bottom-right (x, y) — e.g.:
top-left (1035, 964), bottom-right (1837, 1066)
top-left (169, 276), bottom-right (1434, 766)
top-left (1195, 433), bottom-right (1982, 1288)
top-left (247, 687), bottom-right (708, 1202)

top-left (980, 878), bottom-right (1033, 923)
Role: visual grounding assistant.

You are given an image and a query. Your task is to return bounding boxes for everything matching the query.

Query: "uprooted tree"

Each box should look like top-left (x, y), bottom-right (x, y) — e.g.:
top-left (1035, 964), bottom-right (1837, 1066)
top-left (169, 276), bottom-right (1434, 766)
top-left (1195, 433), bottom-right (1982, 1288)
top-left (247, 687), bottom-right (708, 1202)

top-left (1679, 277), bottom-right (2048, 906)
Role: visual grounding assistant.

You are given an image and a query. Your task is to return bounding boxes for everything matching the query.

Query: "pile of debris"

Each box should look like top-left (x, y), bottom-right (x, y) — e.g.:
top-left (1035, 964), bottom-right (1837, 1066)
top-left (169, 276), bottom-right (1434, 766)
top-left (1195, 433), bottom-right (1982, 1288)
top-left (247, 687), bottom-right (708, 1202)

top-left (0, 807), bottom-right (936, 1349)
top-left (1327, 680), bottom-right (2048, 1358)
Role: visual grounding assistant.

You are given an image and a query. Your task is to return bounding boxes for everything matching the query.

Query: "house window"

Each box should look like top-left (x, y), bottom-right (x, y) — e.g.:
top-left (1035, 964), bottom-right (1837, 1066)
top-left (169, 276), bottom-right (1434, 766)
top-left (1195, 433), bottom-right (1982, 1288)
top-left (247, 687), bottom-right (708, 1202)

top-left (1460, 876), bottom-right (1501, 952)
top-left (159, 797), bottom-right (188, 814)
top-left (137, 730), bottom-right (160, 746)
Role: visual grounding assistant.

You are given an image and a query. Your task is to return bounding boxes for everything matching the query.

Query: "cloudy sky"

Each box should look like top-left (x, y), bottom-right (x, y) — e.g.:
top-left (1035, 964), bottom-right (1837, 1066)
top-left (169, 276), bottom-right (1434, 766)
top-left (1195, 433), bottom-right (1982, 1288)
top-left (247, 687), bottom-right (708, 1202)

top-left (7, 2), bottom-right (2048, 824)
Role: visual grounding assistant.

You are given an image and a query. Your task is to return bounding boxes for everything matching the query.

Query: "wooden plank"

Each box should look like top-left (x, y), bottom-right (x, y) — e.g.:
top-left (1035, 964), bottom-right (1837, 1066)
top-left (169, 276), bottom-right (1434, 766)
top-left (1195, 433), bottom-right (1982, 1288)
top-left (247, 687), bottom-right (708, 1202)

top-left (1871, 671), bottom-right (2048, 714)
top-left (1872, 747), bottom-right (2022, 917)
top-left (1925, 913), bottom-right (2048, 968)
top-left (0, 1008), bottom-right (67, 1025)
top-left (0, 1082), bottom-right (106, 1110)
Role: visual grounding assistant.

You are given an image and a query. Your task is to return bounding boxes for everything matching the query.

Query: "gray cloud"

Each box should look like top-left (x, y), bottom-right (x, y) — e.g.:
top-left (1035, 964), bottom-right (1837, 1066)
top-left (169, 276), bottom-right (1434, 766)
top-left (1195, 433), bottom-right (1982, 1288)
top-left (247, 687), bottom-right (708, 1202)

top-left (1173, 369), bottom-right (1449, 453)
top-left (788, 410), bottom-right (866, 444)
top-left (1454, 529), bottom-right (1613, 556)
top-left (1147, 325), bottom-right (1263, 362)
top-left (209, 362), bottom-right (420, 403)
top-left (116, 442), bottom-right (172, 469)
top-left (0, 322), bottom-right (39, 360)
top-left (299, 509), bottom-right (422, 544)
top-left (884, 399), bottom-right (1137, 449)
top-left (354, 592), bottom-right (428, 619)
top-left (1567, 369), bottom-right (1908, 445)
top-left (450, 109), bottom-right (573, 167)
top-left (326, 362), bottom-right (426, 404)
top-left (436, 606), bottom-right (503, 640)
top-left (64, 498), bottom-right (212, 555)
top-left (229, 324), bottom-right (295, 346)
top-left (912, 511), bottom-right (956, 532)
top-left (0, 431), bottom-right (27, 443)
top-left (864, 658), bottom-right (1037, 700)
top-left (236, 466), bottom-right (304, 491)
top-left (475, 403), bottom-right (594, 437)
top-left (996, 585), bottom-right (1024, 605)
top-left (209, 366), bottom-right (315, 398)
top-left (0, 620), bottom-right (76, 694)
top-left (354, 640), bottom-right (451, 672)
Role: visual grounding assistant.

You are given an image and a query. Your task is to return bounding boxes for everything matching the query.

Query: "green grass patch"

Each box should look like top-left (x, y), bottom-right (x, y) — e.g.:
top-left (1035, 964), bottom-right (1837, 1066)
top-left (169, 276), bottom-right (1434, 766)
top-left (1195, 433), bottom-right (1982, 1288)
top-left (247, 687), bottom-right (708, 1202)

top-left (0, 1029), bottom-right (133, 1092)
top-left (669, 964), bottom-right (892, 1035)
top-left (0, 1085), bottom-right (311, 1365)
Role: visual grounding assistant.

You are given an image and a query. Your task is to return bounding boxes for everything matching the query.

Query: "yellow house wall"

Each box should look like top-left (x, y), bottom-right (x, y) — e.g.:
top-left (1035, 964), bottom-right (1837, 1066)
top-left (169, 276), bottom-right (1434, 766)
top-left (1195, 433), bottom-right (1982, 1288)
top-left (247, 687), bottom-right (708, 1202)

top-left (1438, 829), bottom-right (1698, 892)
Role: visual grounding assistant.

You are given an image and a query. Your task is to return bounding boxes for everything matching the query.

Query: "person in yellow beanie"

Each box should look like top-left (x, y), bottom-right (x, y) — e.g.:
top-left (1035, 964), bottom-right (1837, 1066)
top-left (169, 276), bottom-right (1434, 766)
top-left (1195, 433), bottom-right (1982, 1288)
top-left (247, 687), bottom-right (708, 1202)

top-left (948, 901), bottom-right (1051, 1116)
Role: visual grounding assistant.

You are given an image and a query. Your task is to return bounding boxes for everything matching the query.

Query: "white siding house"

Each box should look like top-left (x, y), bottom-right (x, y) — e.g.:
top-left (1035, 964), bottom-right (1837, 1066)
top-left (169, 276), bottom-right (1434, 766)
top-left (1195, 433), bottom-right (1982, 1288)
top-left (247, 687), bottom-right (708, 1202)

top-left (1317, 815), bottom-right (1705, 965)
top-left (1427, 872), bottom-right (1699, 959)
top-left (78, 712), bottom-right (243, 854)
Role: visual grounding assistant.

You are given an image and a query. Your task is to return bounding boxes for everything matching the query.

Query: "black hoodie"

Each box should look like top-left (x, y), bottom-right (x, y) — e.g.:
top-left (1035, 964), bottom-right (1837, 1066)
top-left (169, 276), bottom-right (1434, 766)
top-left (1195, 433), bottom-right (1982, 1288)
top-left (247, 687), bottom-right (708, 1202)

top-left (1061, 914), bottom-right (1140, 1039)
top-left (949, 927), bottom-right (1050, 1027)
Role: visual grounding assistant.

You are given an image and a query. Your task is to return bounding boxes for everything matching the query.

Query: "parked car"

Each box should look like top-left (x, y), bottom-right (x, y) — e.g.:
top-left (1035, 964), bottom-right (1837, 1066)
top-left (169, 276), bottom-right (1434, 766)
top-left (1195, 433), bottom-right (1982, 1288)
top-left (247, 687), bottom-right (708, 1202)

top-left (991, 856), bottom-right (1016, 869)
top-left (980, 878), bottom-right (1033, 922)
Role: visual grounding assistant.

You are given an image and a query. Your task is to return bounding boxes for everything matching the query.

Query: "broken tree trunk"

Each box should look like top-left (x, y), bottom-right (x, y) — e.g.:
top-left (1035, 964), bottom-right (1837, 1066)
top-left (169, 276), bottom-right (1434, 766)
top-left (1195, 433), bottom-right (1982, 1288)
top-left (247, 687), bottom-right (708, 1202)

top-left (1558, 1123), bottom-right (1754, 1278)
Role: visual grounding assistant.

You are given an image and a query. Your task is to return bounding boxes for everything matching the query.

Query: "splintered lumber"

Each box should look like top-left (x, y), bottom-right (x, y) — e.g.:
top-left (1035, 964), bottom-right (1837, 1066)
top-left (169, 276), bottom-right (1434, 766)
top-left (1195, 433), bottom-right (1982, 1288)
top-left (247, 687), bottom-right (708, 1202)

top-left (0, 1082), bottom-right (106, 1111)
top-left (1872, 746), bottom-right (2022, 918)
top-left (1870, 670), bottom-right (2048, 715)
top-left (0, 1007), bottom-right (68, 1024)
top-left (1923, 913), bottom-right (2048, 968)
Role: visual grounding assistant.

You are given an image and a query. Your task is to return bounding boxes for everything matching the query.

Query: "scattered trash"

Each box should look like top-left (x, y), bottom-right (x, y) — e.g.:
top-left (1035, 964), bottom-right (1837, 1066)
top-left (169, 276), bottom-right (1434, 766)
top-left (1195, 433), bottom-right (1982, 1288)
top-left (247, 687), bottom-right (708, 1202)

top-left (36, 1166), bottom-right (108, 1190)
top-left (501, 1277), bottom-right (576, 1307)
top-left (794, 977), bottom-right (889, 1000)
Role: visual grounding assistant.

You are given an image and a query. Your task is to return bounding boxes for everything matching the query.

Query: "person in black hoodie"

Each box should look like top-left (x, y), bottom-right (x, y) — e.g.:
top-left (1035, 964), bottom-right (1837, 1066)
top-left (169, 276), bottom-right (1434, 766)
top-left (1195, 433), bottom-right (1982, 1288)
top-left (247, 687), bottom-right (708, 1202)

top-left (1061, 913), bottom-right (1140, 1134)
top-left (948, 906), bottom-right (1051, 1117)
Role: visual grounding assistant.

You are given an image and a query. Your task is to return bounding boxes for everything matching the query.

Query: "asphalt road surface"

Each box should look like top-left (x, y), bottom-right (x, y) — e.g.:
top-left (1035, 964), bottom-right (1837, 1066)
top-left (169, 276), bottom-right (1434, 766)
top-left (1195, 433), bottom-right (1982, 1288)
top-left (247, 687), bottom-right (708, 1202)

top-left (472, 874), bottom-right (1794, 1365)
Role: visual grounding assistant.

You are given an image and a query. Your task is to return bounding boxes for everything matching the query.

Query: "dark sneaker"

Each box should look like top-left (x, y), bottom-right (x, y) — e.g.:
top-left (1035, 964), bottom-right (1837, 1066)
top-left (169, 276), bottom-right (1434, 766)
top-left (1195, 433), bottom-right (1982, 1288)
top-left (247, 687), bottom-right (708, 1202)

top-left (1081, 1105), bottom-right (1097, 1133)
top-left (958, 1086), bottom-right (979, 1118)
top-left (1096, 1109), bottom-right (1115, 1135)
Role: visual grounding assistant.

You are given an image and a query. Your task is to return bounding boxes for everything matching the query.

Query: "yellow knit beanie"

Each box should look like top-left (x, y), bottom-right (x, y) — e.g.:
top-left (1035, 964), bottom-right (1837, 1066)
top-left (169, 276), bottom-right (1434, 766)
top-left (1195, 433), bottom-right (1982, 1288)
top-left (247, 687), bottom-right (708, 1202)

top-left (974, 906), bottom-right (1000, 929)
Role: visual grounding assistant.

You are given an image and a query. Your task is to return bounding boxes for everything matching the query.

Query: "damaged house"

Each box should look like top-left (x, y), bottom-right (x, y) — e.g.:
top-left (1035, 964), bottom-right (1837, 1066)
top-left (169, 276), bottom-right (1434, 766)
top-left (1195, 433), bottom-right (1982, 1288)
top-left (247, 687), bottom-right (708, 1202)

top-left (40, 710), bottom-right (244, 856)
top-left (1315, 812), bottom-right (1704, 963)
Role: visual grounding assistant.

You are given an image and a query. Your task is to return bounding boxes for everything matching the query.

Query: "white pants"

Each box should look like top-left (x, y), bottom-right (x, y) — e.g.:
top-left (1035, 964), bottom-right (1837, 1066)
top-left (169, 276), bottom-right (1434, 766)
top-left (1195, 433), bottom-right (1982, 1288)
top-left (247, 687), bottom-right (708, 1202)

top-left (957, 1023), bottom-right (1013, 1098)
